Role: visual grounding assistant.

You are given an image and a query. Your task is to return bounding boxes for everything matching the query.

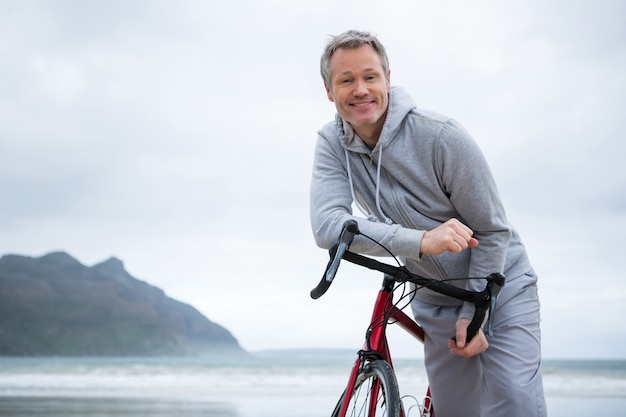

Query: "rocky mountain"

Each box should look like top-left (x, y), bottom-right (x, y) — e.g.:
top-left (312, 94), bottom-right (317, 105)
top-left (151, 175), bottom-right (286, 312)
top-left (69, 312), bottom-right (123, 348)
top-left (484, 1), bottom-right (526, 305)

top-left (0, 251), bottom-right (246, 356)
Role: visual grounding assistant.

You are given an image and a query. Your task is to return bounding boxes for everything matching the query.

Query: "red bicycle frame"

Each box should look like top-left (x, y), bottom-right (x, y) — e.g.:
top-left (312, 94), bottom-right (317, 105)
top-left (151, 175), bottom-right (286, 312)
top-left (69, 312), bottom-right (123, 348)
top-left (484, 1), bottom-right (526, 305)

top-left (337, 277), bottom-right (434, 417)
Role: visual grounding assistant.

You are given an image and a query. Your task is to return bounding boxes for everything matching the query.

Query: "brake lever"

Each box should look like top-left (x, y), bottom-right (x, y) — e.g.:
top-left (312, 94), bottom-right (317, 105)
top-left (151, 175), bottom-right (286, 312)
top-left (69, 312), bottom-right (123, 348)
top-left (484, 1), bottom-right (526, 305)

top-left (486, 273), bottom-right (505, 337)
top-left (451, 273), bottom-right (505, 344)
top-left (487, 296), bottom-right (498, 337)
top-left (325, 219), bottom-right (359, 282)
top-left (310, 220), bottom-right (360, 300)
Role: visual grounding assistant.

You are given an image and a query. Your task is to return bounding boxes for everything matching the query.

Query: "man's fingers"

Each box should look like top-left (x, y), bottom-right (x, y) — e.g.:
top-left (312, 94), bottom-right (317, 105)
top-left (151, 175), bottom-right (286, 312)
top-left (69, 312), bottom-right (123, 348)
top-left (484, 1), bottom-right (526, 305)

top-left (455, 319), bottom-right (468, 347)
top-left (446, 219), bottom-right (477, 250)
top-left (423, 219), bottom-right (478, 255)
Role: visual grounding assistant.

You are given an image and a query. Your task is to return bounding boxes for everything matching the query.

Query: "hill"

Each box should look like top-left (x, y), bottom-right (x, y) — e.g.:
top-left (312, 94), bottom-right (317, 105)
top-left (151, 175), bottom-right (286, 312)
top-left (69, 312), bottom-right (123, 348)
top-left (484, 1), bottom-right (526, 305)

top-left (0, 251), bottom-right (246, 356)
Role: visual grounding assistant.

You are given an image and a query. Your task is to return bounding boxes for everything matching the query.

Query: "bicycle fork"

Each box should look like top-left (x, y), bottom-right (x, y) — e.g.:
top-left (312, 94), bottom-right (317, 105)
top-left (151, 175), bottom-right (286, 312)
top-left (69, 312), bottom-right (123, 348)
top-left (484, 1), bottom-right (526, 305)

top-left (338, 278), bottom-right (397, 417)
top-left (338, 277), bottom-right (435, 417)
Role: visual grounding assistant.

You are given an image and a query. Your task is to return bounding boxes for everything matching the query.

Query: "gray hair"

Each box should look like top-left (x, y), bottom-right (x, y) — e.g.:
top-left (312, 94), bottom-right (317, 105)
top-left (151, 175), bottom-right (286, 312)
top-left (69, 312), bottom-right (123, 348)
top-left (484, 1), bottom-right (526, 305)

top-left (320, 30), bottom-right (390, 87)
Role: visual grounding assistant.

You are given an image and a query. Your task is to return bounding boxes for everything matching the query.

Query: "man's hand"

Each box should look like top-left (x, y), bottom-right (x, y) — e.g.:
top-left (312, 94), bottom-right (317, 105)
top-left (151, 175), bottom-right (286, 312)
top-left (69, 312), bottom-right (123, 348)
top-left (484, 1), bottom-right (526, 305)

top-left (447, 318), bottom-right (489, 358)
top-left (420, 218), bottom-right (479, 255)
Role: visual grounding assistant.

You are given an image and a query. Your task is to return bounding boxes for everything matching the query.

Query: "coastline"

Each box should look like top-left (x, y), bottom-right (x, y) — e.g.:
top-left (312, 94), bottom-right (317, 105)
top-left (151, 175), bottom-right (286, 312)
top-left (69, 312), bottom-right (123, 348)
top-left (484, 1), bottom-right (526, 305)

top-left (1, 355), bottom-right (624, 417)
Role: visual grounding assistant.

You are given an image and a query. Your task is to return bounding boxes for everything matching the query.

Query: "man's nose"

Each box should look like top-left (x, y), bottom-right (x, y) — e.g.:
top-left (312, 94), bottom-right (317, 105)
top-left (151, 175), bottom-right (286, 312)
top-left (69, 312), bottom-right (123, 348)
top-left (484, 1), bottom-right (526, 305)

top-left (353, 79), bottom-right (367, 96)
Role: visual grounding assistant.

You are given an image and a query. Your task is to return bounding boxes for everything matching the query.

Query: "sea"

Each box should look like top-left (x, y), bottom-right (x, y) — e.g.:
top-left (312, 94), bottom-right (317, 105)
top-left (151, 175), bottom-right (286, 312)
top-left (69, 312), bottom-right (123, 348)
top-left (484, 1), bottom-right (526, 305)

top-left (1, 351), bottom-right (625, 417)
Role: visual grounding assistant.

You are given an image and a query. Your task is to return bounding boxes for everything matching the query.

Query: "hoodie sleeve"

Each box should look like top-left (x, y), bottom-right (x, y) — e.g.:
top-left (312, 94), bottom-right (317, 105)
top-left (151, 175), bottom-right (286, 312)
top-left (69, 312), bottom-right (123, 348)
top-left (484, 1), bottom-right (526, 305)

top-left (310, 129), bottom-right (424, 258)
top-left (435, 120), bottom-right (512, 317)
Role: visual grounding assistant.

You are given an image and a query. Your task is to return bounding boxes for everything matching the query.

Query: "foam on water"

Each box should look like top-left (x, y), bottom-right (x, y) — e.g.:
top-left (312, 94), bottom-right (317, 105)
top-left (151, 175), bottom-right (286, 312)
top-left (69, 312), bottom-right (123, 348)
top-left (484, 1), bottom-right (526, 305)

top-left (0, 356), bottom-right (624, 417)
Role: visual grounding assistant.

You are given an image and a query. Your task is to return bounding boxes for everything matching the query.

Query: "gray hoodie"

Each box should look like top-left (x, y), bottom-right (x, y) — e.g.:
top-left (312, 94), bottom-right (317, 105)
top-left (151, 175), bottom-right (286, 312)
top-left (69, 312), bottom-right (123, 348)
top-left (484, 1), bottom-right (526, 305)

top-left (310, 86), bottom-right (532, 313)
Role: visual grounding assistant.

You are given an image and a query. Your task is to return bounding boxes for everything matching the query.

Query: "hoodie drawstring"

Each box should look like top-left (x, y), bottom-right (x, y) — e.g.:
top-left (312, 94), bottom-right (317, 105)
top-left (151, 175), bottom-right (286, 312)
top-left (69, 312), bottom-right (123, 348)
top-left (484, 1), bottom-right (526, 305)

top-left (344, 147), bottom-right (394, 225)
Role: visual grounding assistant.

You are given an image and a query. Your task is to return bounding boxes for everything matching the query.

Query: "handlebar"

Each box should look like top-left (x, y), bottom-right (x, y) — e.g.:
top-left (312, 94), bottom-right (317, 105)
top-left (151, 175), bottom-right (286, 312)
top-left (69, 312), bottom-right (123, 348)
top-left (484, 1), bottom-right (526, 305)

top-left (310, 219), bottom-right (359, 300)
top-left (310, 220), bottom-right (506, 342)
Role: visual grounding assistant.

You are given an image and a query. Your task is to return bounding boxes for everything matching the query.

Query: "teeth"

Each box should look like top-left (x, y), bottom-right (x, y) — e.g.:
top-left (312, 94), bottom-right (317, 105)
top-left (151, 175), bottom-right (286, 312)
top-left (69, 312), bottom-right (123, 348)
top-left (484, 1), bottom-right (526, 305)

top-left (352, 102), bottom-right (371, 107)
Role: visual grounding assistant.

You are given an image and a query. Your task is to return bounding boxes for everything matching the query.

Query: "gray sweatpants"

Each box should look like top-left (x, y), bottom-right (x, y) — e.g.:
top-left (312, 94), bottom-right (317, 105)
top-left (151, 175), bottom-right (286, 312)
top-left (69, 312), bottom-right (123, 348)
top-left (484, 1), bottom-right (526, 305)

top-left (411, 272), bottom-right (547, 417)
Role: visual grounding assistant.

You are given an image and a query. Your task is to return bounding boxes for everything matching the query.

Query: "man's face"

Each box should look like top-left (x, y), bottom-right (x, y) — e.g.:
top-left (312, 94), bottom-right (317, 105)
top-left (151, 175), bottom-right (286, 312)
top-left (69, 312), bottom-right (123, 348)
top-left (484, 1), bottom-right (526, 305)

top-left (325, 44), bottom-right (391, 144)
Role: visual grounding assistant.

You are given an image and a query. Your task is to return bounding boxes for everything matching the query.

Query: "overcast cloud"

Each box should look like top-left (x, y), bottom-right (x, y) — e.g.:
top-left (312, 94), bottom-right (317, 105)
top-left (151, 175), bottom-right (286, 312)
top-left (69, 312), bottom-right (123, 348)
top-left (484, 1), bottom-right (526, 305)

top-left (1, 0), bottom-right (625, 359)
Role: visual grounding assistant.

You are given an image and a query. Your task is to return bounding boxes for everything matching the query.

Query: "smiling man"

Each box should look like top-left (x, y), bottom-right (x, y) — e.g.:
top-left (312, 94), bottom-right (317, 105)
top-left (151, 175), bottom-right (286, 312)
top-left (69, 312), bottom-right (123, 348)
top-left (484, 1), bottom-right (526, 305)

top-left (323, 44), bottom-right (390, 147)
top-left (310, 30), bottom-right (546, 416)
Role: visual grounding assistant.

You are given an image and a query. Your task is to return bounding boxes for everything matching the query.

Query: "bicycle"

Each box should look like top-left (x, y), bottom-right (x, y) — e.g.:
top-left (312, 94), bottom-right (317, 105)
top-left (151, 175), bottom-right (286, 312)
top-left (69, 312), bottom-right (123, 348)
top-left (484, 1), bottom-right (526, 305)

top-left (310, 220), bottom-right (505, 417)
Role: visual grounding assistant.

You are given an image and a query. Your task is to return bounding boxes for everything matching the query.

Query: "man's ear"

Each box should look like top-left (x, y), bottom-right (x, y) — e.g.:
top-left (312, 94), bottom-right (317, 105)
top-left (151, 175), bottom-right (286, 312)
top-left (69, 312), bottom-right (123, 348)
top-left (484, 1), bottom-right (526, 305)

top-left (324, 83), bottom-right (335, 102)
top-left (386, 70), bottom-right (391, 93)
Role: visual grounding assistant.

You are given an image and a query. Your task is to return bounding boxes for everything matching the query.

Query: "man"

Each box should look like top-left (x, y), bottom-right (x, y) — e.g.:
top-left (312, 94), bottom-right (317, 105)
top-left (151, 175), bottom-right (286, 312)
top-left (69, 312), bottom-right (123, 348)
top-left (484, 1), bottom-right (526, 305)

top-left (310, 30), bottom-right (546, 416)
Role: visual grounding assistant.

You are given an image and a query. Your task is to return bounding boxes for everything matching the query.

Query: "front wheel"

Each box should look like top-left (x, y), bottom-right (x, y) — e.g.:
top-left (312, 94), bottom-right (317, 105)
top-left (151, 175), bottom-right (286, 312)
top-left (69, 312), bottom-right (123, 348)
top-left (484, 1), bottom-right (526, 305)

top-left (331, 360), bottom-right (401, 417)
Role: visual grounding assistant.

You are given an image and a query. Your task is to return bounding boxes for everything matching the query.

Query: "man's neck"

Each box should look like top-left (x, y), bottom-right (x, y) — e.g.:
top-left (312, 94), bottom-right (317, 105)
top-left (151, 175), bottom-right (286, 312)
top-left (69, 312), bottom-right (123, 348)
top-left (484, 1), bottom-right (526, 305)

top-left (352, 110), bottom-right (387, 148)
top-left (354, 125), bottom-right (382, 149)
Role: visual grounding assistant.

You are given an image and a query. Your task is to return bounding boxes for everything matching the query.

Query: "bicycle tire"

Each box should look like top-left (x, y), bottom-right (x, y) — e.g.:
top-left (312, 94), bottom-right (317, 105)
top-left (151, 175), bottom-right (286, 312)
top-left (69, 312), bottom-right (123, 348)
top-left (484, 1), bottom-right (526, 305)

top-left (331, 360), bottom-right (401, 417)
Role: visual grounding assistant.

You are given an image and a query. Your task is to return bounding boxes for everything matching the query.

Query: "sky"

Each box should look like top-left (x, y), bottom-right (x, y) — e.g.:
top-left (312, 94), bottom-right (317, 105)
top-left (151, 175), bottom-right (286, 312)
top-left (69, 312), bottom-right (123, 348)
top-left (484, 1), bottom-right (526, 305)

top-left (1, 0), bottom-right (625, 360)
